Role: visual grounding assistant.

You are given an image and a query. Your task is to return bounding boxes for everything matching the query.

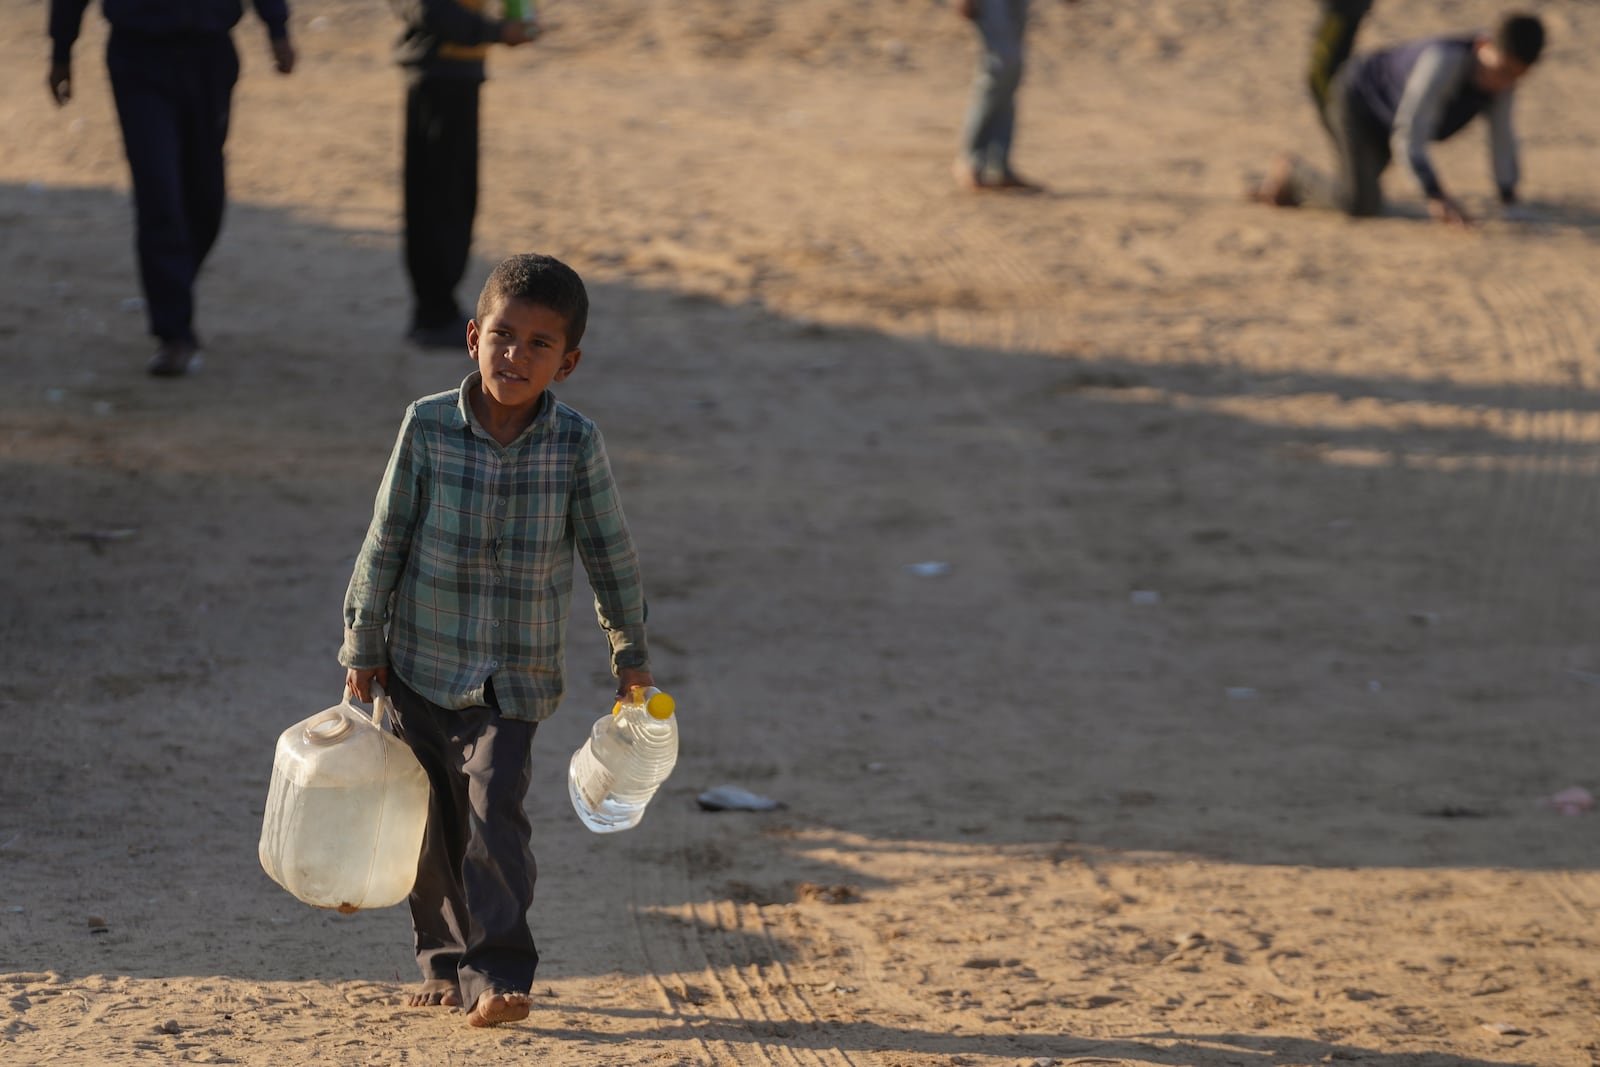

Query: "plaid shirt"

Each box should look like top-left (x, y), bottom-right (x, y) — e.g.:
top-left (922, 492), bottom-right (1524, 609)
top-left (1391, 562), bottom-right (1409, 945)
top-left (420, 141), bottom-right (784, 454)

top-left (339, 374), bottom-right (649, 721)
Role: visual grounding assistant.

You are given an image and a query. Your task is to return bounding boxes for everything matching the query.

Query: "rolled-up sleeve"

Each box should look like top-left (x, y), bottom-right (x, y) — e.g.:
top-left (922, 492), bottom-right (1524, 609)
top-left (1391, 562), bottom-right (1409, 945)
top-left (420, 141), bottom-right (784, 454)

top-left (340, 407), bottom-right (428, 669)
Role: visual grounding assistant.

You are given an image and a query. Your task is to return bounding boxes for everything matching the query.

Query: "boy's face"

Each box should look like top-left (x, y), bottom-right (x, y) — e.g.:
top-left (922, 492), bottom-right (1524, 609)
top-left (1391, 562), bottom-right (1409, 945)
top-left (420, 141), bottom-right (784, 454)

top-left (1474, 39), bottom-right (1531, 93)
top-left (467, 297), bottom-right (581, 414)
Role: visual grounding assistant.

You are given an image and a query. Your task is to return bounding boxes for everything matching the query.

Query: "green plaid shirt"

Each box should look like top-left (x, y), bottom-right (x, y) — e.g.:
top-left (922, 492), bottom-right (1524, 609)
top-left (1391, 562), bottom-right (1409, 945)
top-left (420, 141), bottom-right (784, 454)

top-left (339, 373), bottom-right (649, 721)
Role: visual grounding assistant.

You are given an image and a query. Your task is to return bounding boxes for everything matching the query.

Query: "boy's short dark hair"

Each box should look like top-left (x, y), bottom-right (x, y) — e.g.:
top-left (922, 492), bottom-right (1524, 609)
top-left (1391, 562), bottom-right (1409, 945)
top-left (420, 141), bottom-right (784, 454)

top-left (476, 254), bottom-right (589, 350)
top-left (1497, 12), bottom-right (1545, 66)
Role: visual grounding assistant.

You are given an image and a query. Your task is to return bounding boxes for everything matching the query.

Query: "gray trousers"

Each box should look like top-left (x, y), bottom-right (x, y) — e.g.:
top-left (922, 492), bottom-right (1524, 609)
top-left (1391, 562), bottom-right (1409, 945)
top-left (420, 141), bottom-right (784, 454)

top-left (960, 0), bottom-right (1029, 181)
top-left (386, 672), bottom-right (539, 1009)
top-left (1286, 66), bottom-right (1391, 217)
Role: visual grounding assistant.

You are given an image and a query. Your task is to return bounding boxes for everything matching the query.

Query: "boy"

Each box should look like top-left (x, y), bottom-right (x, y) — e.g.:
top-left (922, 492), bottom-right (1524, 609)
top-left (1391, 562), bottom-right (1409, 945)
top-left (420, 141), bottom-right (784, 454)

top-left (392, 0), bottom-right (534, 348)
top-left (341, 254), bottom-right (654, 1028)
top-left (1254, 11), bottom-right (1545, 227)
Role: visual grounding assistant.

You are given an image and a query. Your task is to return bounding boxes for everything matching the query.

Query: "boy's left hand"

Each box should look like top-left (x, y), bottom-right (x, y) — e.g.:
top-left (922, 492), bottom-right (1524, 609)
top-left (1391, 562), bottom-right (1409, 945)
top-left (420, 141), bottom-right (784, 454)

top-left (617, 668), bottom-right (656, 697)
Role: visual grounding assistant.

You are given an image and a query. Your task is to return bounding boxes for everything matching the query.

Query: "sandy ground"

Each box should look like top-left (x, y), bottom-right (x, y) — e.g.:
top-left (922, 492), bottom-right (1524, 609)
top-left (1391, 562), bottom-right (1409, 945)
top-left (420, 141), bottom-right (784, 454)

top-left (4, 0), bottom-right (1600, 1064)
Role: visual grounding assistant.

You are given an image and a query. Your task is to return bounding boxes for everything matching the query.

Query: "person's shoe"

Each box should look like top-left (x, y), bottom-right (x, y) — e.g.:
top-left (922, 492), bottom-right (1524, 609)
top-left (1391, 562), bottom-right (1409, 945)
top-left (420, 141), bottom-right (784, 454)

top-left (147, 339), bottom-right (200, 377)
top-left (406, 319), bottom-right (468, 350)
top-left (995, 170), bottom-right (1044, 194)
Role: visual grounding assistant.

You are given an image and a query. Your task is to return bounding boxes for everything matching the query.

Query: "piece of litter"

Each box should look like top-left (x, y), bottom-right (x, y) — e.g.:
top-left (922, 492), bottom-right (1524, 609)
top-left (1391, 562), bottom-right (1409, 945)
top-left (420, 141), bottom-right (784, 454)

top-left (1543, 786), bottom-right (1593, 816)
top-left (1129, 590), bottom-right (1161, 605)
top-left (696, 785), bottom-right (784, 812)
top-left (118, 297), bottom-right (145, 313)
top-left (1408, 611), bottom-right (1440, 627)
top-left (1225, 687), bottom-right (1257, 700)
top-left (69, 528), bottom-right (139, 550)
top-left (1480, 1021), bottom-right (1528, 1036)
top-left (904, 561), bottom-right (950, 577)
top-left (1366, 680), bottom-right (1382, 693)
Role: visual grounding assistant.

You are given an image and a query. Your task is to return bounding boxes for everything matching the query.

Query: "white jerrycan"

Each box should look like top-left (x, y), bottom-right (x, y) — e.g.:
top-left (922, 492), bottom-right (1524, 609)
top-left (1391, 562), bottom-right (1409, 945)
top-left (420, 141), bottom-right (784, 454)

top-left (258, 687), bottom-right (430, 912)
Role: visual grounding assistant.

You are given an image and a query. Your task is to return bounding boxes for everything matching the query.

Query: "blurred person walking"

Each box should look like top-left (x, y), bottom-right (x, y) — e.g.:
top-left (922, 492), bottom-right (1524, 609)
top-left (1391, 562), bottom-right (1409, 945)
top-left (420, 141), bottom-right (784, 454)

top-left (954, 0), bottom-right (1038, 192)
top-left (48, 0), bottom-right (296, 377)
top-left (1308, 0), bottom-right (1375, 119)
top-left (391, 1), bottom-right (534, 349)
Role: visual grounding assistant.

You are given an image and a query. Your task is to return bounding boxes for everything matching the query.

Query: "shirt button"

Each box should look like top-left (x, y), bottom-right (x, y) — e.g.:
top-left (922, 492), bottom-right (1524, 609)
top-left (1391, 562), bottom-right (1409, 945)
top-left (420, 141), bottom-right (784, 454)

top-left (489, 660), bottom-right (499, 668)
top-left (493, 575), bottom-right (501, 584)
top-left (492, 620), bottom-right (501, 629)
top-left (497, 497), bottom-right (507, 507)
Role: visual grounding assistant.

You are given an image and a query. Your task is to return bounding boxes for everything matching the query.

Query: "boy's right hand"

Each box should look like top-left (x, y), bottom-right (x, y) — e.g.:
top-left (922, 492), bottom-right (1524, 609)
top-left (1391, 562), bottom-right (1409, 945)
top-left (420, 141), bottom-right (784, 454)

top-left (347, 667), bottom-right (389, 703)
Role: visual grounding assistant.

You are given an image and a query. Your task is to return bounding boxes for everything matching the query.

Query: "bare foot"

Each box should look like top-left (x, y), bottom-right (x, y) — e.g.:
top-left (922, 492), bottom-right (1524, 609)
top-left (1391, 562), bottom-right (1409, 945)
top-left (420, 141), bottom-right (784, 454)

top-left (408, 979), bottom-right (462, 1008)
top-left (467, 991), bottom-right (534, 1030)
top-left (467, 990), bottom-right (532, 1028)
top-left (952, 158), bottom-right (983, 191)
top-left (1248, 154), bottom-right (1299, 207)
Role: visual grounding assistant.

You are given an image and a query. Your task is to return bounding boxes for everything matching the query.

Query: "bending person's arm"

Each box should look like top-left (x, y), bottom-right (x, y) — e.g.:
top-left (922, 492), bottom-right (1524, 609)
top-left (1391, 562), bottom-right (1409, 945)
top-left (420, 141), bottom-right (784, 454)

top-left (1486, 91), bottom-right (1519, 205)
top-left (1390, 44), bottom-right (1471, 211)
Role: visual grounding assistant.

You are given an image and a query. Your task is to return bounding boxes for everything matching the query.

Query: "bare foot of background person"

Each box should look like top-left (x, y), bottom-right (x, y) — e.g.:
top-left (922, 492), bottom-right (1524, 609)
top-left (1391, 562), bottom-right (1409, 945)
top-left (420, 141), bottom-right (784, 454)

top-left (1248, 153), bottom-right (1300, 206)
top-left (408, 979), bottom-right (462, 1008)
top-left (952, 158), bottom-right (983, 190)
top-left (467, 990), bottom-right (531, 1027)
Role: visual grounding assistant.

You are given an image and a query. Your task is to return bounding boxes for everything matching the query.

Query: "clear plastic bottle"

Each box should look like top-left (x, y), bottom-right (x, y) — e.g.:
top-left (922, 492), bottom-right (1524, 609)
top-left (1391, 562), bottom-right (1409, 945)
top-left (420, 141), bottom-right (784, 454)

top-left (502, 0), bottom-right (539, 32)
top-left (569, 686), bottom-right (678, 833)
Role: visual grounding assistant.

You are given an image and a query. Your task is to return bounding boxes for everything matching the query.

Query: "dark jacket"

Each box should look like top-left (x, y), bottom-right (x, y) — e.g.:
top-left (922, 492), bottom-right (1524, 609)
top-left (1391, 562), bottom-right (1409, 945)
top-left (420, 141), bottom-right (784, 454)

top-left (49, 0), bottom-right (290, 65)
top-left (391, 0), bottom-right (505, 82)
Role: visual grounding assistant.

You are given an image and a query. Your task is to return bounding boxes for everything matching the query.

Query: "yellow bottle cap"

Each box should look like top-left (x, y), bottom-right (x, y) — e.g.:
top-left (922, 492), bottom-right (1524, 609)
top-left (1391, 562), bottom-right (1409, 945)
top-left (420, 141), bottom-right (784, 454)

top-left (645, 691), bottom-right (676, 720)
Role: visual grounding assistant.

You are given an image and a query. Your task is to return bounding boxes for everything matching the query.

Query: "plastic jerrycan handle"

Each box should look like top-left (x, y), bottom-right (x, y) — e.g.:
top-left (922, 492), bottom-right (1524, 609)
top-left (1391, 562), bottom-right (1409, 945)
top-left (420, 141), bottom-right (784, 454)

top-left (614, 685), bottom-right (675, 720)
top-left (337, 683), bottom-right (395, 730)
top-left (367, 682), bottom-right (396, 730)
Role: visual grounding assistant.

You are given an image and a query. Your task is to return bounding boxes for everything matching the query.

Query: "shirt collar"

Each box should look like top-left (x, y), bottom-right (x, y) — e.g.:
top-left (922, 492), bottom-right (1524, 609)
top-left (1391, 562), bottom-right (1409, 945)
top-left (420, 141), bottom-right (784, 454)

top-left (456, 371), bottom-right (556, 448)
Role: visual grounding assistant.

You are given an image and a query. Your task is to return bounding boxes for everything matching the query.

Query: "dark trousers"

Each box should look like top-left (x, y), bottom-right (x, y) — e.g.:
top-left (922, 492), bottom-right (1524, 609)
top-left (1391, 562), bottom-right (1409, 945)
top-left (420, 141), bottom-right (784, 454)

top-left (106, 30), bottom-right (238, 346)
top-left (403, 76), bottom-right (480, 331)
top-left (1308, 0), bottom-right (1374, 115)
top-left (386, 672), bottom-right (539, 1009)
